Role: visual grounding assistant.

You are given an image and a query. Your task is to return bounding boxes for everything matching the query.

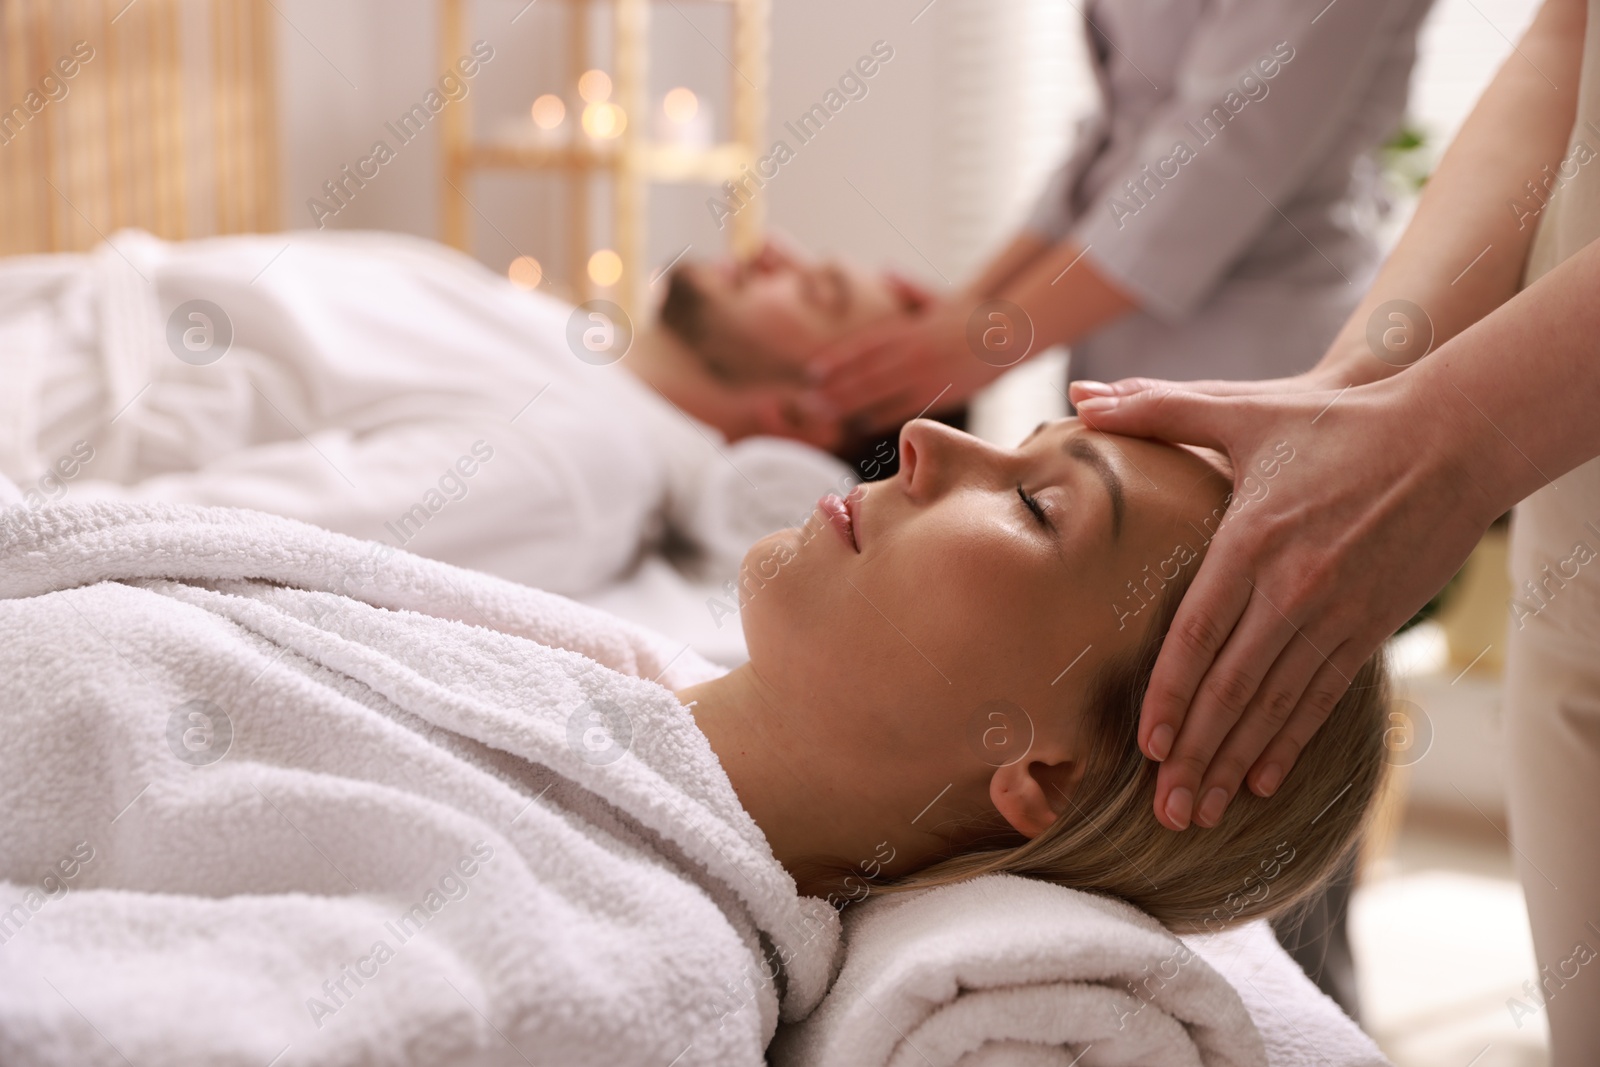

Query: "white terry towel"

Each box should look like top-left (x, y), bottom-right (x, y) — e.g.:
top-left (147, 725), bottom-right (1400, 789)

top-left (770, 874), bottom-right (1267, 1067)
top-left (1185, 919), bottom-right (1390, 1067)
top-left (670, 435), bottom-right (858, 577)
top-left (0, 501), bottom-right (840, 1067)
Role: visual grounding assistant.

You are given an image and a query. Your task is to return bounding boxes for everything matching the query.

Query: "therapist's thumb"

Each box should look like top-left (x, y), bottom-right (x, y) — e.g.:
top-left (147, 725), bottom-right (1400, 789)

top-left (1071, 379), bottom-right (1234, 451)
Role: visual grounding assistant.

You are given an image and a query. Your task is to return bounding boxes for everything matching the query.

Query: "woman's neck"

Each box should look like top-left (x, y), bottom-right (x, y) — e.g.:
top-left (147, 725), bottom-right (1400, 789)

top-left (677, 663), bottom-right (983, 898)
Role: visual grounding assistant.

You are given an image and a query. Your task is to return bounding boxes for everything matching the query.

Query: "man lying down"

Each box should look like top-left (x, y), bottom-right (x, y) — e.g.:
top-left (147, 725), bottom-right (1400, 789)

top-left (0, 229), bottom-right (913, 597)
top-left (0, 415), bottom-right (1390, 1066)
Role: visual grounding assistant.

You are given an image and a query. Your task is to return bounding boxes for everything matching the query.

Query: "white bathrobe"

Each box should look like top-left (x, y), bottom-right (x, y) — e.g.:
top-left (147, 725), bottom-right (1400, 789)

top-left (0, 499), bottom-right (841, 1066)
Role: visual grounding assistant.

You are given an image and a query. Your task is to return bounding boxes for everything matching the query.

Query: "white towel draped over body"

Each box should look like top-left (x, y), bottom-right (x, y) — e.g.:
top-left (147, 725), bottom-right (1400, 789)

top-left (0, 231), bottom-right (851, 599)
top-left (0, 501), bottom-right (841, 1067)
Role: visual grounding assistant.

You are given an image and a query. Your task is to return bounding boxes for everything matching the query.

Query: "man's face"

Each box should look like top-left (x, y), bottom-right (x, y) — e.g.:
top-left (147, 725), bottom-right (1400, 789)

top-left (659, 234), bottom-right (918, 384)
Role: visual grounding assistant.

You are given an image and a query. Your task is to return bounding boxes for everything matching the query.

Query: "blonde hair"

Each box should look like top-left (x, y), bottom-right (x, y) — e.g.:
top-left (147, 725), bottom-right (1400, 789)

top-left (888, 573), bottom-right (1391, 934)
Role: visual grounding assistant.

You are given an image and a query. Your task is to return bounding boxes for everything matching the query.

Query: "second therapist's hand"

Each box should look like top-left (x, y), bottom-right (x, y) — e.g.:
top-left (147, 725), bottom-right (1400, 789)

top-left (1068, 374), bottom-right (1500, 831)
top-left (809, 299), bottom-right (1002, 433)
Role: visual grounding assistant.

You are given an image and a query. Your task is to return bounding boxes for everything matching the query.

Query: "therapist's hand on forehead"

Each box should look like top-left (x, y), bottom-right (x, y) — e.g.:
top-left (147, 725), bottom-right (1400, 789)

top-left (1065, 371), bottom-right (1495, 831)
top-left (1066, 233), bottom-right (1600, 830)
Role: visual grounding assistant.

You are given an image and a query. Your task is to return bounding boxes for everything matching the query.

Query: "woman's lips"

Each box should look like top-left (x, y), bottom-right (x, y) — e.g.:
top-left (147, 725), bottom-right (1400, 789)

top-left (818, 493), bottom-right (858, 552)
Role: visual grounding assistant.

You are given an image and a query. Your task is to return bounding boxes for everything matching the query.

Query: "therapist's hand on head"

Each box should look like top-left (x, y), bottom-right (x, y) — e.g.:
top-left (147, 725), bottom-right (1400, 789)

top-left (1068, 373), bottom-right (1499, 831)
top-left (808, 294), bottom-right (1005, 433)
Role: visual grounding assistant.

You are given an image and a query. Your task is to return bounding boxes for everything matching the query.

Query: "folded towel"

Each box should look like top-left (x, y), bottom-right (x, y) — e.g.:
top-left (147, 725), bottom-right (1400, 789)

top-left (673, 435), bottom-right (857, 576)
top-left (0, 500), bottom-right (840, 1067)
top-left (770, 873), bottom-right (1266, 1067)
top-left (1183, 920), bottom-right (1391, 1067)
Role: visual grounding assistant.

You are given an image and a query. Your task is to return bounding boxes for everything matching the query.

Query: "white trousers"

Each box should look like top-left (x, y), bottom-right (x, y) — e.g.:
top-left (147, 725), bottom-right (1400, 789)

top-left (1504, 453), bottom-right (1600, 1065)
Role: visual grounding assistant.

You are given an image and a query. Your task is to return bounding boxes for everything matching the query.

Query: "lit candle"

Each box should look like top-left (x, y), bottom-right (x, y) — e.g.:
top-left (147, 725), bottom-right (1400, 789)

top-left (529, 94), bottom-right (567, 147)
top-left (578, 69), bottom-right (612, 104)
top-left (656, 86), bottom-right (711, 148)
top-left (588, 249), bottom-right (622, 288)
top-left (577, 70), bottom-right (626, 143)
top-left (508, 255), bottom-right (543, 290)
top-left (582, 102), bottom-right (626, 140)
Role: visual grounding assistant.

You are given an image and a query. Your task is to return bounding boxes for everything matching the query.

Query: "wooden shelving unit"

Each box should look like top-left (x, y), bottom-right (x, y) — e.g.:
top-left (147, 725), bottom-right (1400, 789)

top-left (439, 0), bottom-right (768, 316)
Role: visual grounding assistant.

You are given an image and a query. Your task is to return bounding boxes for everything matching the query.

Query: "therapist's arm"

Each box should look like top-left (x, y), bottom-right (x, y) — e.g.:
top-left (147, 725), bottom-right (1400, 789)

top-left (1312, 0), bottom-right (1585, 388)
top-left (964, 232), bottom-right (1053, 301)
top-left (1067, 0), bottom-right (1591, 831)
top-left (1130, 0), bottom-right (1587, 400)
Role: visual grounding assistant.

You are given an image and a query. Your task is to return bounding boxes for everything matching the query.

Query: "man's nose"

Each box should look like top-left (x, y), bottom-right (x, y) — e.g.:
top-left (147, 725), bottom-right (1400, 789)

top-left (749, 240), bottom-right (796, 275)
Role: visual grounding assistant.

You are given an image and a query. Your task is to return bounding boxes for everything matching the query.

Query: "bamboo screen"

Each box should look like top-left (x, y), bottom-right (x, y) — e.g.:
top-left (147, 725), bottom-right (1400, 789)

top-left (0, 0), bottom-right (277, 256)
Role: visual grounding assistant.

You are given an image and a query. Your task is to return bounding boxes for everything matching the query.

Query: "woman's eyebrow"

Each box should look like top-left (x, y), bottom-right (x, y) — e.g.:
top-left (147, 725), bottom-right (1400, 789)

top-left (1021, 420), bottom-right (1054, 447)
top-left (1065, 436), bottom-right (1125, 541)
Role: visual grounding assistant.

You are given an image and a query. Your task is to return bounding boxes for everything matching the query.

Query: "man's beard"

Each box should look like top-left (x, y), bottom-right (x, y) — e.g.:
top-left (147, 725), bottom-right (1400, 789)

top-left (658, 266), bottom-right (710, 348)
top-left (657, 266), bottom-right (746, 382)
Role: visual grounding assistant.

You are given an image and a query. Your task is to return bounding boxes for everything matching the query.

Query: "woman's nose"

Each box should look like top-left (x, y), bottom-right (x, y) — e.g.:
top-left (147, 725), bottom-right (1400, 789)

top-left (898, 419), bottom-right (986, 500)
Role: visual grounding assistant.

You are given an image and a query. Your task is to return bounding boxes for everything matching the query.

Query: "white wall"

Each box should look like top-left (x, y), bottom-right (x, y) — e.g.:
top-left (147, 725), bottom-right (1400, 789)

top-left (270, 0), bottom-right (1088, 292)
top-left (272, 0), bottom-right (1547, 273)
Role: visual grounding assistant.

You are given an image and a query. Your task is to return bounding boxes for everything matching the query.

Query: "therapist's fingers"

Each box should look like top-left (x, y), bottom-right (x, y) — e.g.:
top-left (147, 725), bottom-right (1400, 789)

top-left (1149, 589), bottom-right (1301, 830)
top-left (1187, 631), bottom-right (1339, 827)
top-left (1245, 652), bottom-right (1366, 800)
top-left (1074, 383), bottom-right (1237, 452)
top-left (807, 336), bottom-right (877, 389)
top-left (1070, 376), bottom-right (1168, 405)
top-left (807, 335), bottom-right (878, 391)
top-left (813, 344), bottom-right (908, 409)
top-left (823, 349), bottom-right (922, 416)
top-left (1135, 550), bottom-right (1256, 768)
top-left (810, 319), bottom-right (913, 384)
top-left (1072, 372), bottom-right (1343, 410)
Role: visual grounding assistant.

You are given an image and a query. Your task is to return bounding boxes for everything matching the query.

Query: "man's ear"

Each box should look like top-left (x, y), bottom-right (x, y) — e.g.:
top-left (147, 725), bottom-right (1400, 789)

top-left (989, 758), bottom-right (1083, 840)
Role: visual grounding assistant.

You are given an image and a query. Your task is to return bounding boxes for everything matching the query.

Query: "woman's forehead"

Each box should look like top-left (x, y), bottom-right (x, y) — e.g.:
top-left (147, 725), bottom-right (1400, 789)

top-left (1024, 419), bottom-right (1232, 535)
top-left (1027, 418), bottom-right (1229, 477)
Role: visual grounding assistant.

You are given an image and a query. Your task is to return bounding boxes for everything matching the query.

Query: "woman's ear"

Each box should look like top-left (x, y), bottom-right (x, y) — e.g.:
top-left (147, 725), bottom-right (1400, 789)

top-left (989, 758), bottom-right (1082, 839)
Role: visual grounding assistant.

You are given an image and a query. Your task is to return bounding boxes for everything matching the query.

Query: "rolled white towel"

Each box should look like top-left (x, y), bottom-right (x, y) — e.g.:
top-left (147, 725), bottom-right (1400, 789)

top-left (770, 874), bottom-right (1267, 1067)
top-left (676, 435), bottom-right (857, 574)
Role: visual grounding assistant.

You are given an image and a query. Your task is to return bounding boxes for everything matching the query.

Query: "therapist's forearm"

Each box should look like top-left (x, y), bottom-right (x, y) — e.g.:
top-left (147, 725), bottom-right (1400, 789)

top-left (1316, 0), bottom-right (1585, 388)
top-left (964, 232), bottom-right (1053, 301)
top-left (1391, 234), bottom-right (1600, 515)
top-left (963, 234), bottom-right (1141, 353)
top-left (997, 239), bottom-right (1140, 354)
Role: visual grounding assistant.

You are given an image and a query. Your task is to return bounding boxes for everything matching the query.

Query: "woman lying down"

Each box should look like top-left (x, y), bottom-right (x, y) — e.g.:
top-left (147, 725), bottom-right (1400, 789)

top-left (0, 417), bottom-right (1387, 1067)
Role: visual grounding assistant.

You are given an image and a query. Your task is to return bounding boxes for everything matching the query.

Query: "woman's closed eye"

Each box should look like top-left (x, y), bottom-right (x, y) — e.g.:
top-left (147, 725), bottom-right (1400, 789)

top-left (1017, 484), bottom-right (1054, 529)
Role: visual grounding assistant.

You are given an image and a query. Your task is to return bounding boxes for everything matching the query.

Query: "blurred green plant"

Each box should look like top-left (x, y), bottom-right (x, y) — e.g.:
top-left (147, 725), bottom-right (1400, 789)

top-left (1379, 121), bottom-right (1433, 195)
